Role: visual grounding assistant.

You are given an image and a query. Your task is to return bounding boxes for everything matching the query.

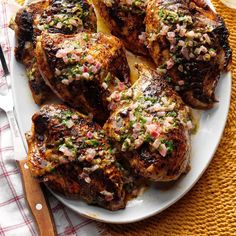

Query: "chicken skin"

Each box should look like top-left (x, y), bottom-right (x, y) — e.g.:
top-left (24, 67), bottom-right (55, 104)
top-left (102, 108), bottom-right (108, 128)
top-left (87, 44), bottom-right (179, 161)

top-left (95, 0), bottom-right (148, 55)
top-left (26, 104), bottom-right (131, 210)
top-left (12, 0), bottom-right (97, 104)
top-left (35, 32), bottom-right (130, 122)
top-left (145, 0), bottom-right (232, 109)
top-left (104, 64), bottom-right (192, 181)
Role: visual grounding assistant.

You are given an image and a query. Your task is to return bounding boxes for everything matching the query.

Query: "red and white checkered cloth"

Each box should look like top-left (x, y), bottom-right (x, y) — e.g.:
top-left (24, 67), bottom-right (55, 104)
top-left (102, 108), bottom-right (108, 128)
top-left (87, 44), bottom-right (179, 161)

top-left (0, 1), bottom-right (100, 235)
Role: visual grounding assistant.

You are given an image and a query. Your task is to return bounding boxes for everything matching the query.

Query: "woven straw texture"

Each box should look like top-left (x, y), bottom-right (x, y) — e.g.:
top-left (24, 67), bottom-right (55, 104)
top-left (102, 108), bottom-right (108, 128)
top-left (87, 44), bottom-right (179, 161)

top-left (100, 1), bottom-right (236, 235)
top-left (15, 0), bottom-right (236, 235)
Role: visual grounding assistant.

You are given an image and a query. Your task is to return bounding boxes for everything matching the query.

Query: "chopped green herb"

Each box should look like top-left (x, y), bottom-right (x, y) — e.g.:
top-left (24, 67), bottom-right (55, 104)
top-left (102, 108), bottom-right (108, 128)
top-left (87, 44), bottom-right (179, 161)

top-left (162, 140), bottom-right (174, 153)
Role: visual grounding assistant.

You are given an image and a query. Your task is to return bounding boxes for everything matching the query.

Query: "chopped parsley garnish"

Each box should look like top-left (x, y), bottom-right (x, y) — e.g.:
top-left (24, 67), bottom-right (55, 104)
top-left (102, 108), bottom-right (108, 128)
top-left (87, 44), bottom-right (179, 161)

top-left (162, 140), bottom-right (174, 153)
top-left (90, 140), bottom-right (100, 147)
top-left (167, 111), bottom-right (177, 117)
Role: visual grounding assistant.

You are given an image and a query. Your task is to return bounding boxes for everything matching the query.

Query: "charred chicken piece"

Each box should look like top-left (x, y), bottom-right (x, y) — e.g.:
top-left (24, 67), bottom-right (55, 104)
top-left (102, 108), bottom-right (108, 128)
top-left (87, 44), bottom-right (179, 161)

top-left (104, 64), bottom-right (192, 181)
top-left (35, 32), bottom-right (130, 122)
top-left (18, 42), bottom-right (51, 104)
top-left (12, 0), bottom-right (50, 104)
top-left (145, 0), bottom-right (232, 109)
top-left (27, 104), bottom-right (130, 211)
top-left (95, 0), bottom-right (148, 56)
top-left (11, 0), bottom-right (97, 104)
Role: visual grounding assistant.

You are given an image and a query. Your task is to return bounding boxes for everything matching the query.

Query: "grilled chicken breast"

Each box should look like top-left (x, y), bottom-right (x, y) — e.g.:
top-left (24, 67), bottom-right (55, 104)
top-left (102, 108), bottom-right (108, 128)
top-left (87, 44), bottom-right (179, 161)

top-left (95, 0), bottom-right (148, 55)
top-left (27, 104), bottom-right (131, 210)
top-left (104, 64), bottom-right (192, 181)
top-left (145, 0), bottom-right (232, 109)
top-left (35, 32), bottom-right (130, 122)
top-left (12, 0), bottom-right (97, 104)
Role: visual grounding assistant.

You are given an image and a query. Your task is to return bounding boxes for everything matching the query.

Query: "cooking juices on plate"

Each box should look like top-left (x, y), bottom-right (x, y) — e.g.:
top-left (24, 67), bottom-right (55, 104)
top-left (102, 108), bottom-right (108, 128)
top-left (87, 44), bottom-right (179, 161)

top-left (11, 0), bottom-right (231, 210)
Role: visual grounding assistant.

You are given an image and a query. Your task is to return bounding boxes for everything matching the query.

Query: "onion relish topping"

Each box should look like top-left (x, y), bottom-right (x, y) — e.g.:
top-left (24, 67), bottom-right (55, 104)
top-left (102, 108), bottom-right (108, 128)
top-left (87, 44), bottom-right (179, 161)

top-left (147, 1), bottom-right (218, 89)
top-left (36, 0), bottom-right (95, 34)
top-left (36, 106), bottom-right (116, 175)
top-left (106, 74), bottom-right (193, 157)
top-left (54, 33), bottom-right (102, 84)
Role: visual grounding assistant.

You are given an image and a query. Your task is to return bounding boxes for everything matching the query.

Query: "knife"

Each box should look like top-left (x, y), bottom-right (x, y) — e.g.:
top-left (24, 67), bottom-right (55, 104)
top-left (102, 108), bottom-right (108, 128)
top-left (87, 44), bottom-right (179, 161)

top-left (0, 44), bottom-right (57, 236)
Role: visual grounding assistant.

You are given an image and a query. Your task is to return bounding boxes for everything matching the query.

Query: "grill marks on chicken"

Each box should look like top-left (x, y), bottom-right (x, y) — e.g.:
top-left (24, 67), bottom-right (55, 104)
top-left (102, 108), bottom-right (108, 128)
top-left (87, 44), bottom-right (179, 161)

top-left (145, 0), bottom-right (232, 109)
top-left (95, 0), bottom-right (148, 56)
top-left (35, 32), bottom-right (130, 122)
top-left (26, 104), bottom-right (130, 210)
top-left (104, 64), bottom-right (192, 181)
top-left (12, 0), bottom-right (97, 104)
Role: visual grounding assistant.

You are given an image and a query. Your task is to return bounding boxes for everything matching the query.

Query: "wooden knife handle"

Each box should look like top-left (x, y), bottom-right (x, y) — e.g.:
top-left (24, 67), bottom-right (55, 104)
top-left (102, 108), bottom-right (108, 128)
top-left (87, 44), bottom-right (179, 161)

top-left (17, 160), bottom-right (57, 236)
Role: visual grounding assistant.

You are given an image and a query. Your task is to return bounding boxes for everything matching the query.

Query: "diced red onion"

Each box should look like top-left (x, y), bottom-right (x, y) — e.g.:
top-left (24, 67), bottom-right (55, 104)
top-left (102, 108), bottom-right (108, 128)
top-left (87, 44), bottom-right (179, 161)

top-left (199, 45), bottom-right (208, 53)
top-left (146, 124), bottom-right (160, 137)
top-left (100, 190), bottom-right (114, 201)
top-left (166, 116), bottom-right (173, 122)
top-left (178, 80), bottom-right (185, 86)
top-left (157, 111), bottom-right (166, 116)
top-left (203, 33), bottom-right (211, 44)
top-left (82, 72), bottom-right (90, 79)
top-left (102, 82), bottom-right (108, 90)
top-left (170, 45), bottom-right (176, 52)
top-left (152, 139), bottom-right (161, 149)
top-left (189, 52), bottom-right (195, 58)
top-left (179, 27), bottom-right (187, 37)
top-left (185, 30), bottom-right (195, 38)
top-left (86, 55), bottom-right (94, 63)
top-left (159, 144), bottom-right (167, 157)
top-left (83, 65), bottom-right (88, 72)
top-left (134, 137), bottom-right (144, 149)
top-left (133, 122), bottom-right (141, 132)
top-left (167, 31), bottom-right (175, 38)
top-left (178, 40), bottom-right (185, 47)
top-left (95, 62), bottom-right (101, 69)
top-left (145, 116), bottom-right (153, 124)
top-left (90, 65), bottom-right (96, 74)
top-left (166, 58), bottom-right (175, 69)
top-left (85, 148), bottom-right (96, 162)
top-left (160, 25), bottom-right (169, 36)
top-left (72, 114), bottom-right (78, 120)
top-left (63, 56), bottom-right (68, 63)
top-left (85, 176), bottom-right (91, 183)
top-left (178, 65), bottom-right (184, 72)
top-left (187, 120), bottom-right (193, 130)
top-left (181, 47), bottom-right (190, 60)
top-left (55, 68), bottom-right (61, 76)
top-left (56, 22), bottom-right (63, 29)
top-left (86, 131), bottom-right (93, 138)
top-left (61, 79), bottom-right (70, 85)
top-left (59, 145), bottom-right (74, 157)
top-left (118, 81), bottom-right (125, 91)
top-left (138, 32), bottom-right (146, 42)
top-left (66, 119), bottom-right (74, 128)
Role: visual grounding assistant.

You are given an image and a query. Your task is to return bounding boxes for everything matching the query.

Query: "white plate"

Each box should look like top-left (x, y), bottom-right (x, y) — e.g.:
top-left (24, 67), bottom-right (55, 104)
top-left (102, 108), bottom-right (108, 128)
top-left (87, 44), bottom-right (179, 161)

top-left (10, 0), bottom-right (231, 223)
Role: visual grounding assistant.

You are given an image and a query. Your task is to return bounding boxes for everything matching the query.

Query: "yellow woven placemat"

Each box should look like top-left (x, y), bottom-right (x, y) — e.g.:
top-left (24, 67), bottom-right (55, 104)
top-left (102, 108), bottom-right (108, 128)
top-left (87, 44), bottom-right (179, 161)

top-left (99, 1), bottom-right (236, 235)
